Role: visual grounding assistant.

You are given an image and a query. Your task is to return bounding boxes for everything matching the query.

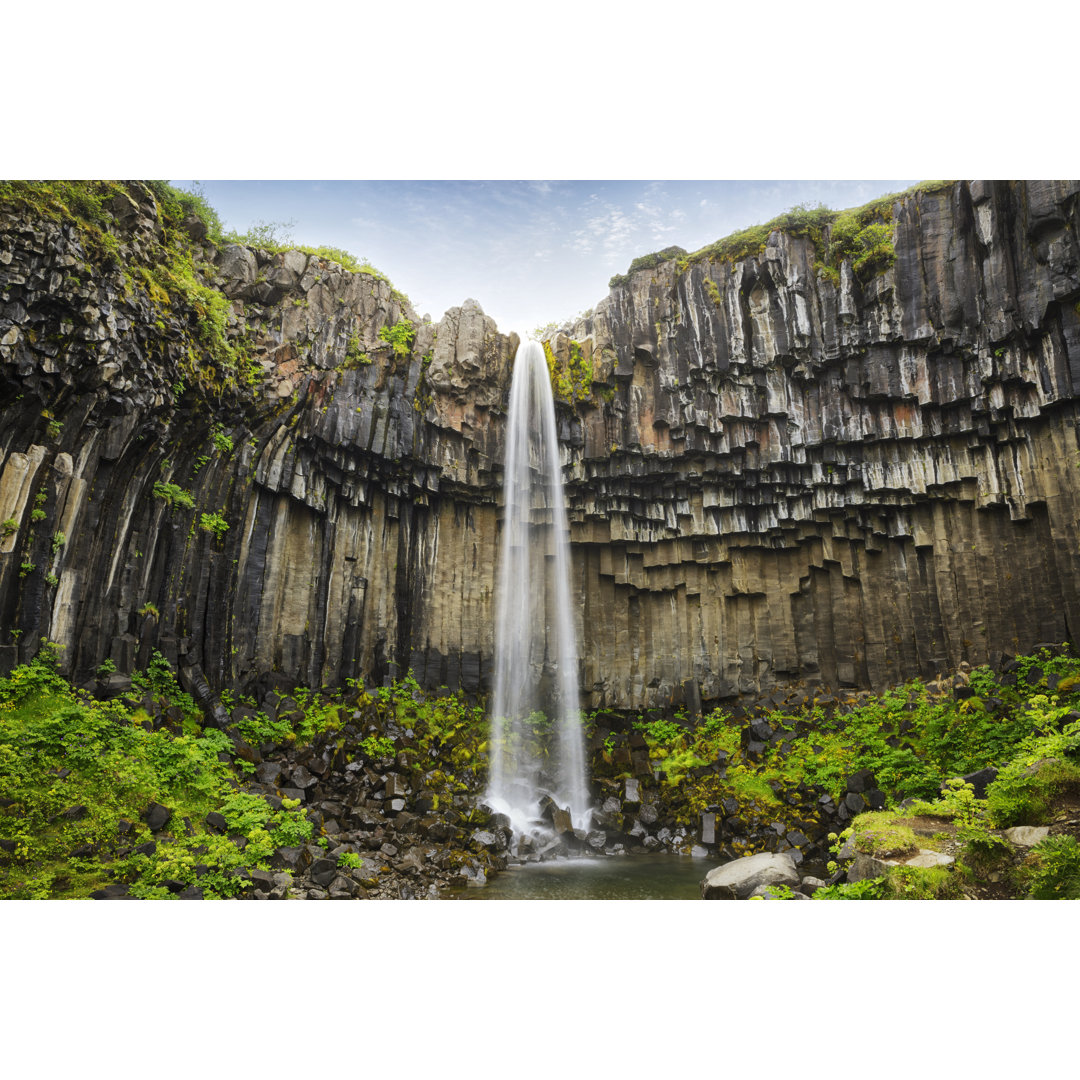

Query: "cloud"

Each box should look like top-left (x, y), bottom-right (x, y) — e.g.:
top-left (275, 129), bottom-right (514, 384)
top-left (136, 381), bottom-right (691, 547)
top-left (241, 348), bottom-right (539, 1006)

top-left (569, 206), bottom-right (636, 257)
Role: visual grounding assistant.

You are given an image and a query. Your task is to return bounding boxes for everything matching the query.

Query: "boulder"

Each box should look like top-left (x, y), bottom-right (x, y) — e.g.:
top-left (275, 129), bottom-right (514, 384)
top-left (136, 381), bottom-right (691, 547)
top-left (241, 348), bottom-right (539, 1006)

top-left (142, 802), bottom-right (172, 832)
top-left (270, 846), bottom-right (312, 872)
top-left (309, 858), bottom-right (339, 887)
top-left (849, 848), bottom-right (955, 881)
top-left (701, 852), bottom-right (800, 899)
top-left (1003, 825), bottom-right (1049, 847)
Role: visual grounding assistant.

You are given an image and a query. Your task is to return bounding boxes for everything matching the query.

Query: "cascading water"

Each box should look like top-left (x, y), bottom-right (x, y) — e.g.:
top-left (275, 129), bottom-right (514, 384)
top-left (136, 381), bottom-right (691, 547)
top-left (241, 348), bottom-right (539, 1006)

top-left (487, 340), bottom-right (590, 843)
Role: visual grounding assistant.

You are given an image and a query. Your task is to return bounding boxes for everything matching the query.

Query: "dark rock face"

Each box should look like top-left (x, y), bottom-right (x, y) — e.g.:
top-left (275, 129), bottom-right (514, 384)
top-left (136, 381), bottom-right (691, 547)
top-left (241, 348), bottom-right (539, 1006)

top-left (2, 181), bottom-right (1080, 713)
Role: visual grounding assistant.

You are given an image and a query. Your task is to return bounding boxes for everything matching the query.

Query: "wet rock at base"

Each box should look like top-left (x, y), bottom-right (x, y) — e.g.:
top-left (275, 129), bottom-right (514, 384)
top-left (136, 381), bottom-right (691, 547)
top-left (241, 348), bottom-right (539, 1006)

top-left (700, 851), bottom-right (800, 900)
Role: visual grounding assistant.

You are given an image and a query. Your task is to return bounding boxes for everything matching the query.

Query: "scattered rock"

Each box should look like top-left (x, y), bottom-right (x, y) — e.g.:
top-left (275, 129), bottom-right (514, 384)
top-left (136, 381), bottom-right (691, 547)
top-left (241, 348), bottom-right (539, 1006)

top-left (1003, 826), bottom-right (1049, 847)
top-left (142, 803), bottom-right (172, 832)
top-left (701, 852), bottom-right (800, 900)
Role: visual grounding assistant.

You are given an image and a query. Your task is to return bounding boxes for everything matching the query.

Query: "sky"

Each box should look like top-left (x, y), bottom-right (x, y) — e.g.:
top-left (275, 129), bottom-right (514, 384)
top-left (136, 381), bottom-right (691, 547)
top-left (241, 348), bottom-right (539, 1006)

top-left (177, 179), bottom-right (918, 337)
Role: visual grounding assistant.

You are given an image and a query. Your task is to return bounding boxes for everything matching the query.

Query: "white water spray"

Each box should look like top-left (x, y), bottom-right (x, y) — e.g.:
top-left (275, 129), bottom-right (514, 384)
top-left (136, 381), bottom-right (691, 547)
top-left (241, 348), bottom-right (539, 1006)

top-left (487, 341), bottom-right (590, 840)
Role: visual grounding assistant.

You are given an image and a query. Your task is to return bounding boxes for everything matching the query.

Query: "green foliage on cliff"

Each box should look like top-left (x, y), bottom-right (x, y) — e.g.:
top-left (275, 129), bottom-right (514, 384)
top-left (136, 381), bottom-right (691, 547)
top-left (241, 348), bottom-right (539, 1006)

top-left (218, 210), bottom-right (409, 304)
top-left (152, 481), bottom-right (195, 510)
top-left (0, 646), bottom-right (312, 899)
top-left (543, 338), bottom-right (593, 405)
top-left (647, 181), bottom-right (956, 288)
top-left (378, 318), bottom-right (416, 357)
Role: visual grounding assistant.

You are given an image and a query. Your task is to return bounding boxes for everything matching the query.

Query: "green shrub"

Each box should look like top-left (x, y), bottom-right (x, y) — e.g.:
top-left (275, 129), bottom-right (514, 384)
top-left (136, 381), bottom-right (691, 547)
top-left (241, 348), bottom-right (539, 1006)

top-left (360, 735), bottom-right (395, 759)
top-left (0, 652), bottom-right (316, 899)
top-left (198, 510), bottom-right (229, 540)
top-left (378, 319), bottom-right (415, 357)
top-left (1024, 835), bottom-right (1080, 899)
top-left (813, 878), bottom-right (887, 900)
top-left (152, 482), bottom-right (195, 510)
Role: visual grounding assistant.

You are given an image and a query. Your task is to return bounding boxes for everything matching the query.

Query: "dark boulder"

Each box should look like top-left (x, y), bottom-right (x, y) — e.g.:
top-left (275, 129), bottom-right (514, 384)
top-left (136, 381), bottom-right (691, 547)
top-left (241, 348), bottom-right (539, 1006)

top-left (845, 769), bottom-right (877, 794)
top-left (90, 884), bottom-right (131, 900)
top-left (142, 803), bottom-right (172, 832)
top-left (309, 859), bottom-right (338, 887)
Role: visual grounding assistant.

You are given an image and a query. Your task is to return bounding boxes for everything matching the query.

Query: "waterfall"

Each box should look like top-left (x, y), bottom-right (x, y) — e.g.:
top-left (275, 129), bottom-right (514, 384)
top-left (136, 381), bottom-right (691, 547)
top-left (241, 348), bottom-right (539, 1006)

top-left (487, 340), bottom-right (590, 842)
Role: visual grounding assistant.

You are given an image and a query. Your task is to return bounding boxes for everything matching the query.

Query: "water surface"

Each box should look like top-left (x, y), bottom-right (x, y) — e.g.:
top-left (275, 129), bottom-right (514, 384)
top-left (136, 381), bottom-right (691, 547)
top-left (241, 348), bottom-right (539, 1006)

top-left (450, 854), bottom-right (707, 900)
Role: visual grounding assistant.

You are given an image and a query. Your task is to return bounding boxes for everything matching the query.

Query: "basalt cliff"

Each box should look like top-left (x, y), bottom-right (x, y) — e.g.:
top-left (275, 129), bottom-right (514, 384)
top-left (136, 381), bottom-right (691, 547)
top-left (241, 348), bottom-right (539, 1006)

top-left (1, 180), bottom-right (1079, 715)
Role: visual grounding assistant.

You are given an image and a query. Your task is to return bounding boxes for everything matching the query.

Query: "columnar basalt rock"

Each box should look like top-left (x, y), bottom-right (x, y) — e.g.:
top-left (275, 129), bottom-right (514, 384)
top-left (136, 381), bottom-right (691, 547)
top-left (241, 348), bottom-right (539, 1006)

top-left (1, 180), bottom-right (1079, 715)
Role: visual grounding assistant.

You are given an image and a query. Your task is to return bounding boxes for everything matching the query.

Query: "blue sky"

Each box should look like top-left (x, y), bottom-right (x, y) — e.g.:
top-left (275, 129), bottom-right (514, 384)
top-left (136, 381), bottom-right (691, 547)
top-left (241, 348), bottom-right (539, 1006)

top-left (179, 179), bottom-right (918, 337)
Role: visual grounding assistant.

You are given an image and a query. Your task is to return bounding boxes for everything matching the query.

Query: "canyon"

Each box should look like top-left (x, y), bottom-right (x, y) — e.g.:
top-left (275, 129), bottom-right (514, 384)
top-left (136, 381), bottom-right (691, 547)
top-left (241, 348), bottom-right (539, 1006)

top-left (1, 179), bottom-right (1079, 716)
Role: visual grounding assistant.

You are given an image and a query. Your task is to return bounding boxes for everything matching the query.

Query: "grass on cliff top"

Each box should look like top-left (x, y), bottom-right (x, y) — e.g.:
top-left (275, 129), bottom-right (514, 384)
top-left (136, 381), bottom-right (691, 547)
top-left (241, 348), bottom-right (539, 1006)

top-left (0, 180), bottom-right (407, 303)
top-left (608, 180), bottom-right (955, 288)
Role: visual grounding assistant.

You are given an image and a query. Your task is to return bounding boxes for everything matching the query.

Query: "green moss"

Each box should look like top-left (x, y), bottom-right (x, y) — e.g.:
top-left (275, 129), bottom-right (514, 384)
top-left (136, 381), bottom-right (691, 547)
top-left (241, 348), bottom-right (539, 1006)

top-left (850, 811), bottom-right (918, 858)
top-left (543, 338), bottom-right (593, 405)
top-left (609, 245), bottom-right (688, 288)
top-left (661, 181), bottom-right (956, 286)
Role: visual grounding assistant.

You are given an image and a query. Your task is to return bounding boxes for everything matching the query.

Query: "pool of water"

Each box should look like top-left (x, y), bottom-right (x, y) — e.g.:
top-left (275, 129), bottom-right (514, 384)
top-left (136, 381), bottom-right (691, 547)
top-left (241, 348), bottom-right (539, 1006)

top-left (449, 853), bottom-right (709, 900)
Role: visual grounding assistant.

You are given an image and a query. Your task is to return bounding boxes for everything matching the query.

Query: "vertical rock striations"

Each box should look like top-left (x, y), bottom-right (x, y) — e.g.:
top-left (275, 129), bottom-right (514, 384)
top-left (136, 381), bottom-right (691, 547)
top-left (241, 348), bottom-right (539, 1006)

top-left (1, 180), bottom-right (1079, 715)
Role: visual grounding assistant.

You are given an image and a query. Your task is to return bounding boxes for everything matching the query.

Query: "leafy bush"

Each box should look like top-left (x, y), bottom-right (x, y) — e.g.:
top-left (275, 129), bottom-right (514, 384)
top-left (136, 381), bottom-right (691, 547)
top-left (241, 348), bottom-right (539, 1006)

top-left (813, 878), bottom-right (887, 900)
top-left (378, 319), bottom-right (415, 357)
top-left (1024, 835), bottom-right (1080, 899)
top-left (360, 735), bottom-right (395, 759)
top-left (152, 482), bottom-right (195, 510)
top-left (0, 654), bottom-right (312, 898)
top-left (198, 510), bottom-right (229, 540)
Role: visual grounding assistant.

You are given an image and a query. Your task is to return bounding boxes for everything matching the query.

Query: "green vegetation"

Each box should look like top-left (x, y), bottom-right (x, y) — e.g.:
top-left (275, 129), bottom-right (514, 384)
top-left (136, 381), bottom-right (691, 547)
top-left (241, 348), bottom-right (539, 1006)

top-left (0, 644), bottom-right (313, 899)
top-left (542, 339), bottom-right (593, 405)
top-left (1023, 835), bottom-right (1080, 899)
top-left (378, 319), bottom-right (416, 358)
top-left (152, 481), bottom-right (195, 510)
top-left (594, 645), bottom-right (1080, 899)
top-left (211, 425), bottom-right (234, 456)
top-left (198, 510), bottom-right (229, 540)
top-left (609, 245), bottom-right (688, 288)
top-left (603, 182), bottom-right (955, 293)
top-left (1, 518), bottom-right (17, 538)
top-left (360, 735), bottom-right (395, 759)
top-left (344, 331), bottom-right (370, 368)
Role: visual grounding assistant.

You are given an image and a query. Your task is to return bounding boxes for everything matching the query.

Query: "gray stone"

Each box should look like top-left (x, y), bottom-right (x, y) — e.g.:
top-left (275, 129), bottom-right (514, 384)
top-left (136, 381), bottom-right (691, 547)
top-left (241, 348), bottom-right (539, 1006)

top-left (700, 812), bottom-right (716, 845)
top-left (1003, 826), bottom-right (1050, 847)
top-left (701, 852), bottom-right (800, 900)
top-left (904, 850), bottom-right (955, 869)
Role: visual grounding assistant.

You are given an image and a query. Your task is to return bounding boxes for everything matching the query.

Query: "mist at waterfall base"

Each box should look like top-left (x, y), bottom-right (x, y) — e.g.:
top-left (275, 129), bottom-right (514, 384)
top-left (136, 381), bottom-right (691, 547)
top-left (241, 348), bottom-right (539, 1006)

top-left (486, 340), bottom-right (591, 845)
